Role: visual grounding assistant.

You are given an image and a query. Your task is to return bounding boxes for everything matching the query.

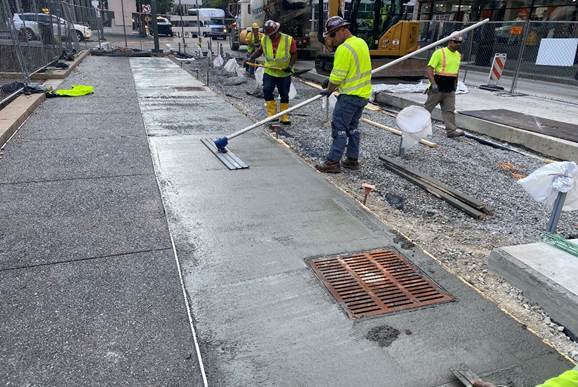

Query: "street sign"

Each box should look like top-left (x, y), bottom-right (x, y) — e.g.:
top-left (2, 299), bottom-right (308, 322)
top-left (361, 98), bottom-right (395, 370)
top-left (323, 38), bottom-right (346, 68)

top-left (142, 4), bottom-right (151, 14)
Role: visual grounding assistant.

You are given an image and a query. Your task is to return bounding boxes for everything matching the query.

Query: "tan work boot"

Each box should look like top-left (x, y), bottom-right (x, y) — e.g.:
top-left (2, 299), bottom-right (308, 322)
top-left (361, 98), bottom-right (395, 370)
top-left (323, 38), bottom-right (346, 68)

top-left (266, 100), bottom-right (278, 122)
top-left (342, 158), bottom-right (360, 170)
top-left (279, 102), bottom-right (291, 125)
top-left (447, 129), bottom-right (465, 138)
top-left (315, 160), bottom-right (341, 174)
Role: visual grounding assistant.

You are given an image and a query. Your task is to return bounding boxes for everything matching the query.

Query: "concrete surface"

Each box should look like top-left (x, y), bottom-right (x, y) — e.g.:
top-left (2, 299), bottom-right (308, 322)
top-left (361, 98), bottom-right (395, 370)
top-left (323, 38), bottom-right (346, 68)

top-left (0, 56), bottom-right (203, 385)
top-left (133, 57), bottom-right (572, 387)
top-left (31, 50), bottom-right (90, 80)
top-left (489, 240), bottom-right (578, 338)
top-left (373, 90), bottom-right (578, 162)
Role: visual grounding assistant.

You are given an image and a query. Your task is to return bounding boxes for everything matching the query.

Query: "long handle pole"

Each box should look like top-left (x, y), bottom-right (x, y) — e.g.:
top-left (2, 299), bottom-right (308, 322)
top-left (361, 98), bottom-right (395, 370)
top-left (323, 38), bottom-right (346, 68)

top-left (220, 19), bottom-right (490, 146)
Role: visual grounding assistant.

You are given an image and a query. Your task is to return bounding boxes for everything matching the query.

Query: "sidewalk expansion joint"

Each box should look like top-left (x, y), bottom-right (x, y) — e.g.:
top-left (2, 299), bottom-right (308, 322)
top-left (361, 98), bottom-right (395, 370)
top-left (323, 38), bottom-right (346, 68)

top-left (0, 247), bottom-right (173, 273)
top-left (0, 172), bottom-right (154, 186)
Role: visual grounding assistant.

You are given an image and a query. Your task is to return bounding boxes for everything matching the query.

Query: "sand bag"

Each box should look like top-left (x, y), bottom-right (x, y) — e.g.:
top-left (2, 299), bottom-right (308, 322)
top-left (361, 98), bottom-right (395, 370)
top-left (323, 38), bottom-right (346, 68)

top-left (224, 58), bottom-right (239, 73)
top-left (518, 161), bottom-right (578, 210)
top-left (396, 106), bottom-right (432, 151)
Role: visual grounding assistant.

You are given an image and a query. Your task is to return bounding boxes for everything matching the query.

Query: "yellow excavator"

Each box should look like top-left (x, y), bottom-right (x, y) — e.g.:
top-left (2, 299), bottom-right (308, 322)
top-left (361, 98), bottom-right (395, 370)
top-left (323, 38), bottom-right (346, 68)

top-left (315, 0), bottom-right (426, 78)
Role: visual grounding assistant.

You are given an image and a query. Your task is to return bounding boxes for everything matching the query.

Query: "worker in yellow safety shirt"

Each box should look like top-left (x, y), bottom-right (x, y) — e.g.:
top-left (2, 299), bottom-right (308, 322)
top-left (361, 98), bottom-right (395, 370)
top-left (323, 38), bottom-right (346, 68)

top-left (244, 22), bottom-right (262, 75)
top-left (315, 16), bottom-right (372, 174)
top-left (473, 366), bottom-right (578, 387)
top-left (424, 34), bottom-right (464, 138)
top-left (246, 20), bottom-right (297, 125)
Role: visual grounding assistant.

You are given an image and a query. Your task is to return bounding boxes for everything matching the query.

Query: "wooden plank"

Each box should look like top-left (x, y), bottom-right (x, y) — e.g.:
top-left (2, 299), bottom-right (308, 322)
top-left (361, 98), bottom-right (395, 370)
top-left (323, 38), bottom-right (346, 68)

top-left (361, 118), bottom-right (438, 148)
top-left (379, 157), bottom-right (486, 219)
top-left (380, 155), bottom-right (489, 213)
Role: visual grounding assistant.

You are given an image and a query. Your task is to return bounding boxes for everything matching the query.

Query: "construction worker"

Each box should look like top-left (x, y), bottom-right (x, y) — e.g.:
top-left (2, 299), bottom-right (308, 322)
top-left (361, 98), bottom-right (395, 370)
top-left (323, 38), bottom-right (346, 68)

top-left (424, 34), bottom-right (464, 138)
top-left (246, 20), bottom-right (297, 126)
top-left (315, 16), bottom-right (372, 174)
top-left (473, 366), bottom-right (578, 387)
top-left (244, 23), bottom-right (262, 75)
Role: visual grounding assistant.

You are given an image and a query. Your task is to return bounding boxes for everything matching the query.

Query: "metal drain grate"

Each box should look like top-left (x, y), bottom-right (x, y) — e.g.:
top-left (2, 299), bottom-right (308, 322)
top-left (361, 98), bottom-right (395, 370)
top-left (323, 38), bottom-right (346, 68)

top-left (309, 249), bottom-right (455, 319)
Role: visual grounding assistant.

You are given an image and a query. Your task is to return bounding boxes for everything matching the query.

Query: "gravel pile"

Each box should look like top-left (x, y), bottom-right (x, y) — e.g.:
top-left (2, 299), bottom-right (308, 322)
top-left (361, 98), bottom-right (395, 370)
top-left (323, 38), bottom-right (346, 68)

top-left (189, 58), bottom-right (578, 361)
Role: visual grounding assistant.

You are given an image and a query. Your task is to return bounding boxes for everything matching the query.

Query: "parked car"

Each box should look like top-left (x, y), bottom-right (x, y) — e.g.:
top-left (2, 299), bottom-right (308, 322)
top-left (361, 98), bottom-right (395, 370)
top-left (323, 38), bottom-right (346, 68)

top-left (155, 16), bottom-right (173, 37)
top-left (13, 13), bottom-right (92, 42)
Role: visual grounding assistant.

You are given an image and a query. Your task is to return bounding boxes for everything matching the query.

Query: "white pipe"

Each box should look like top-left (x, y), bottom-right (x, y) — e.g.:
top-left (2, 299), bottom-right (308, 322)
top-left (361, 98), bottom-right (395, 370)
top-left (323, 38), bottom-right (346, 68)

top-left (225, 18), bottom-right (489, 141)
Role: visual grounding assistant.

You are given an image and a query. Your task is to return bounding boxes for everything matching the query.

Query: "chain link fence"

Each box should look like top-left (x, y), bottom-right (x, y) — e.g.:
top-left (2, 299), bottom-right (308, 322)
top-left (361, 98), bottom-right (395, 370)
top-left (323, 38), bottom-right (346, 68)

top-left (415, 20), bottom-right (578, 93)
top-left (1, 0), bottom-right (103, 107)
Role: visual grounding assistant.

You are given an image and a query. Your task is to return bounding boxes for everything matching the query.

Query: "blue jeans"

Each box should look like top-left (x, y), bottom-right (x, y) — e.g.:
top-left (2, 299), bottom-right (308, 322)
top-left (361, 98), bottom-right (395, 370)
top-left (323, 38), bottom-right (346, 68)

top-left (327, 94), bottom-right (368, 162)
top-left (263, 73), bottom-right (291, 103)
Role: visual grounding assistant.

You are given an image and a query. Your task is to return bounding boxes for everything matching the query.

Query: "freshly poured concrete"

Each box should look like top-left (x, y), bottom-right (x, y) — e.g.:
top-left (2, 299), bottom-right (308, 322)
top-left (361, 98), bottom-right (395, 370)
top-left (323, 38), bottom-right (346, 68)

top-left (132, 58), bottom-right (572, 387)
top-left (489, 240), bottom-right (578, 338)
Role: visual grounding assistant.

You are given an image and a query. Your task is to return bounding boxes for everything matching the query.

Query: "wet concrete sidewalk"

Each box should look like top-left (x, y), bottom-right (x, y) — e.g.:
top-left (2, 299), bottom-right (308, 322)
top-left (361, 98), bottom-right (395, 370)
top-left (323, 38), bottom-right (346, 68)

top-left (0, 57), bottom-right (203, 385)
top-left (135, 57), bottom-right (572, 387)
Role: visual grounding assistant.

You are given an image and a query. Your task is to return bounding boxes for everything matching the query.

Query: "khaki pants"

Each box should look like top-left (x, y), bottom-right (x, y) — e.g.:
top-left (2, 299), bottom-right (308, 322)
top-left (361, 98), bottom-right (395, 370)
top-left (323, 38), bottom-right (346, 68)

top-left (424, 90), bottom-right (457, 133)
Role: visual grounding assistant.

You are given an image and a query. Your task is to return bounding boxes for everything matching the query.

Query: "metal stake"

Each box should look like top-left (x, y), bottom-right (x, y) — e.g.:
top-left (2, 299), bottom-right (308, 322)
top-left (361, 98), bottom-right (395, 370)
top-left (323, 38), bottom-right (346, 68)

top-left (509, 20), bottom-right (530, 95)
top-left (546, 191), bottom-right (567, 233)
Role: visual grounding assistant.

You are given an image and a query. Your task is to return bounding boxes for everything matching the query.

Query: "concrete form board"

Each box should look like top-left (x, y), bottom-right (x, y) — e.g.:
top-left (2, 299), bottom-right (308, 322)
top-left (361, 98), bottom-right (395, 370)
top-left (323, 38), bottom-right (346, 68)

top-left (489, 240), bottom-right (578, 337)
top-left (131, 58), bottom-right (572, 387)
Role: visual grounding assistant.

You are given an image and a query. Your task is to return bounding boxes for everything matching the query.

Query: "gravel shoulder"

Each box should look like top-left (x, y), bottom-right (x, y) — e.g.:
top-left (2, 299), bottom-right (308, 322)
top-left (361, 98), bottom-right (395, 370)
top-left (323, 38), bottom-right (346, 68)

top-left (190, 58), bottom-right (578, 363)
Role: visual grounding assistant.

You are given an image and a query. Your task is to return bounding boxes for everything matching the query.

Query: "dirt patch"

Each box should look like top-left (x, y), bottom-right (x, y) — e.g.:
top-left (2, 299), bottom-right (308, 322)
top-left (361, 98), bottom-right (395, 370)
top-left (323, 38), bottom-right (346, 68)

top-left (366, 325), bottom-right (401, 347)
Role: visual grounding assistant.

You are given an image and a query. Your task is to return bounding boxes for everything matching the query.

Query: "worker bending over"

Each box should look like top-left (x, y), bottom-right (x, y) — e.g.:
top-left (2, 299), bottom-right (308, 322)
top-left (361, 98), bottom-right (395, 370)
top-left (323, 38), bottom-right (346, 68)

top-left (244, 23), bottom-right (262, 75)
top-left (246, 20), bottom-right (296, 125)
top-left (316, 16), bottom-right (372, 174)
top-left (424, 34), bottom-right (464, 138)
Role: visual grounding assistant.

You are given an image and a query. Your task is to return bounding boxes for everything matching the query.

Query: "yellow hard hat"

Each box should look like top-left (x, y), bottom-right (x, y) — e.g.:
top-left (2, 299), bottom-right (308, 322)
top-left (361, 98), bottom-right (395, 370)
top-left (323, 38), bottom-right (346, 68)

top-left (251, 22), bottom-right (259, 29)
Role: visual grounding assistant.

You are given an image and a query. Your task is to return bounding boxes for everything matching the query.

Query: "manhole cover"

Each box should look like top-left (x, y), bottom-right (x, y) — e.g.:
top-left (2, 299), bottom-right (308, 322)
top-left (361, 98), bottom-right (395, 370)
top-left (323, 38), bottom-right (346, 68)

top-left (309, 249), bottom-right (455, 319)
top-left (174, 86), bottom-right (205, 91)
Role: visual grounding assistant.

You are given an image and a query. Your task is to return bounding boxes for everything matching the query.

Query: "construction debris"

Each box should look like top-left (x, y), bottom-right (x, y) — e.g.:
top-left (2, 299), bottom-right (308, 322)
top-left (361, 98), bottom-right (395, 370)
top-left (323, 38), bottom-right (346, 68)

top-left (379, 156), bottom-right (491, 219)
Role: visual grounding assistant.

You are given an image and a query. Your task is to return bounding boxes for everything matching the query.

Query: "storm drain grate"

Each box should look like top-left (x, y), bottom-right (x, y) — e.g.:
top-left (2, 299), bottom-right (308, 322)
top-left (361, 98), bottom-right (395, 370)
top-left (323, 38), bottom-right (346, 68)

top-left (309, 249), bottom-right (455, 319)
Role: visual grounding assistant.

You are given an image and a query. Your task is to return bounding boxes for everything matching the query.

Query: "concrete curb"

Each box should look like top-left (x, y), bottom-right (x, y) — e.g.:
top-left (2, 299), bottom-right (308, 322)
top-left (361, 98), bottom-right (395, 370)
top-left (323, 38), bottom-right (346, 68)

top-left (488, 243), bottom-right (578, 339)
top-left (32, 50), bottom-right (90, 80)
top-left (374, 92), bottom-right (578, 163)
top-left (0, 78), bottom-right (64, 148)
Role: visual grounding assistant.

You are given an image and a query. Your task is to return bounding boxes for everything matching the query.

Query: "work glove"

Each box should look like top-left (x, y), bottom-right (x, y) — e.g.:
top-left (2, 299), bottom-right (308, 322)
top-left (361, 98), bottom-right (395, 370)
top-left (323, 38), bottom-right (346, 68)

top-left (430, 84), bottom-right (439, 92)
top-left (322, 79), bottom-right (329, 88)
top-left (283, 66), bottom-right (293, 74)
top-left (319, 89), bottom-right (332, 97)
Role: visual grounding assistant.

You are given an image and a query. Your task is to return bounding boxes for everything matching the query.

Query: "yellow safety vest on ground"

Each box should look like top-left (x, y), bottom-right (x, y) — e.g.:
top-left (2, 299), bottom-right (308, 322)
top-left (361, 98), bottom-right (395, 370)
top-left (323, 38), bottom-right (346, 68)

top-left (428, 47), bottom-right (461, 77)
top-left (246, 31), bottom-right (262, 54)
top-left (329, 36), bottom-right (372, 99)
top-left (261, 33), bottom-right (293, 78)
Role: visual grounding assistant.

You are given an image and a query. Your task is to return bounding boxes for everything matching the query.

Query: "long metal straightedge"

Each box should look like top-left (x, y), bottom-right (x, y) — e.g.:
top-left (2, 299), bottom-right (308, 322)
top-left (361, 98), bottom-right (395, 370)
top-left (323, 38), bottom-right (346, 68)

top-left (201, 138), bottom-right (249, 170)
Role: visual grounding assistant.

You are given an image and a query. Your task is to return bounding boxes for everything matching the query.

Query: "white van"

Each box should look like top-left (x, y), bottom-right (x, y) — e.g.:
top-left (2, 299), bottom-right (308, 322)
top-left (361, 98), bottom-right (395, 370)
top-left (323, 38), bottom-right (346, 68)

top-left (186, 8), bottom-right (227, 39)
top-left (170, 16), bottom-right (211, 38)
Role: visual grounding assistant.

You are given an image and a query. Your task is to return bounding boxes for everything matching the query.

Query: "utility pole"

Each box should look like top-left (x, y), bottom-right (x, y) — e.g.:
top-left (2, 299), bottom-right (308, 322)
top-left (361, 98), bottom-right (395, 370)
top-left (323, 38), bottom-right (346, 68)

top-left (150, 0), bottom-right (160, 52)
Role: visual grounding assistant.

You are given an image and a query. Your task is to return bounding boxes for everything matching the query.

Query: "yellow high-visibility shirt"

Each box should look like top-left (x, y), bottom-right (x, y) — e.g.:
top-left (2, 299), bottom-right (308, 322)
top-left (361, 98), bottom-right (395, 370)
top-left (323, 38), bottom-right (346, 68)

top-left (329, 36), bottom-right (372, 99)
top-left (428, 47), bottom-right (461, 77)
top-left (537, 367), bottom-right (578, 387)
top-left (246, 31), bottom-right (262, 53)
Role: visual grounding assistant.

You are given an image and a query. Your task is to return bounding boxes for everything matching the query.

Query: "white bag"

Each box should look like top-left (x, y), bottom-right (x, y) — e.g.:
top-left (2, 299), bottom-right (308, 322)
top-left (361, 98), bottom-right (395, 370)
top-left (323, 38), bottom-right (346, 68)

top-left (213, 54), bottom-right (224, 67)
top-left (255, 67), bottom-right (264, 87)
top-left (518, 161), bottom-right (578, 211)
top-left (321, 94), bottom-right (338, 112)
top-left (395, 106), bottom-right (432, 151)
top-left (288, 82), bottom-right (297, 100)
top-left (224, 58), bottom-right (239, 73)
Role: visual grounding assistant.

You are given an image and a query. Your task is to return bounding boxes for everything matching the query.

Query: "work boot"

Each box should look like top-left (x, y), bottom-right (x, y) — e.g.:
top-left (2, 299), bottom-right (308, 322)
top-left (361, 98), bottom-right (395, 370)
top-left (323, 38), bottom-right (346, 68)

top-left (342, 158), bottom-right (360, 170)
top-left (266, 100), bottom-right (278, 122)
top-left (279, 102), bottom-right (291, 125)
top-left (446, 129), bottom-right (465, 138)
top-left (315, 160), bottom-right (341, 174)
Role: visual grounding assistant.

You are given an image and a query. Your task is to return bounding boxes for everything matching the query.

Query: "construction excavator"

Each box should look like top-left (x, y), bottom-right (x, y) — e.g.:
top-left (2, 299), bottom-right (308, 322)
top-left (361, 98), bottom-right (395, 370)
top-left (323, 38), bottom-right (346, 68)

top-left (315, 0), bottom-right (426, 78)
